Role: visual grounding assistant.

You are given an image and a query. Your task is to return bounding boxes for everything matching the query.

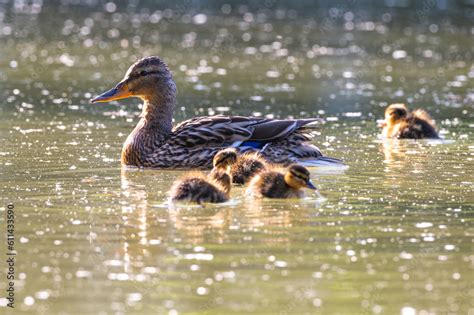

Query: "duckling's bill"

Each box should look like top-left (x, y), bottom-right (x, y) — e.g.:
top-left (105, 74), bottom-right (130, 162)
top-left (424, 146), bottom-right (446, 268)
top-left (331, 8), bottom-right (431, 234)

top-left (90, 82), bottom-right (133, 103)
top-left (306, 179), bottom-right (317, 190)
top-left (376, 119), bottom-right (387, 128)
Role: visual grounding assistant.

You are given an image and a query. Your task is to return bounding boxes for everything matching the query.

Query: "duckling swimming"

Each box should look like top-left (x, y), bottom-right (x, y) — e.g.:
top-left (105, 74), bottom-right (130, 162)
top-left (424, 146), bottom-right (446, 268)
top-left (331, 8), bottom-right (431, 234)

top-left (246, 164), bottom-right (317, 199)
top-left (230, 150), bottom-right (269, 185)
top-left (169, 149), bottom-right (237, 204)
top-left (90, 56), bottom-right (342, 168)
top-left (381, 103), bottom-right (440, 139)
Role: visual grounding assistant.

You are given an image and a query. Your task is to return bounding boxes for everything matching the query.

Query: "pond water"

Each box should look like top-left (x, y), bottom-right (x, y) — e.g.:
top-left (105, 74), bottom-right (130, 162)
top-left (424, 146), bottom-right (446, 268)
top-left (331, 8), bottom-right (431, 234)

top-left (0, 2), bottom-right (473, 314)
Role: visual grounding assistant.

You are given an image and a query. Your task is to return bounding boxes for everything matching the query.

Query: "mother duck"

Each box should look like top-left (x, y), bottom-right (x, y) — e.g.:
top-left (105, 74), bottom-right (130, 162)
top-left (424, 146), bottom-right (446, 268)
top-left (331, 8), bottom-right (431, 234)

top-left (90, 56), bottom-right (341, 168)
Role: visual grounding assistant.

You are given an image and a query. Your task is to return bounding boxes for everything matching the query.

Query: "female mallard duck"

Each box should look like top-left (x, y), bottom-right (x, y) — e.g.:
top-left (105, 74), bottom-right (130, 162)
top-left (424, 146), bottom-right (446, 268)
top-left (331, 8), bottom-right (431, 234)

top-left (90, 56), bottom-right (342, 168)
top-left (381, 103), bottom-right (440, 139)
top-left (169, 148), bottom-right (237, 203)
top-left (227, 149), bottom-right (269, 185)
top-left (247, 164), bottom-right (317, 199)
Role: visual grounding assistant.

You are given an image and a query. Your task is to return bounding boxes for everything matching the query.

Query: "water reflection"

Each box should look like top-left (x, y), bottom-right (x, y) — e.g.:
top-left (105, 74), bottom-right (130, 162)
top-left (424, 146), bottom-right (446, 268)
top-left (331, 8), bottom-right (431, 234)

top-left (170, 206), bottom-right (231, 244)
top-left (239, 198), bottom-right (293, 239)
top-left (119, 168), bottom-right (327, 247)
top-left (380, 138), bottom-right (449, 168)
top-left (378, 138), bottom-right (463, 206)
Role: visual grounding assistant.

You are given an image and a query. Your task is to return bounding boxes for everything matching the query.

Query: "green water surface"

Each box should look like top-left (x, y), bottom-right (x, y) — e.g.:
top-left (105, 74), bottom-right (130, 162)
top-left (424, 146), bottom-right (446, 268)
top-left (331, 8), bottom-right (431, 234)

top-left (0, 2), bottom-right (473, 314)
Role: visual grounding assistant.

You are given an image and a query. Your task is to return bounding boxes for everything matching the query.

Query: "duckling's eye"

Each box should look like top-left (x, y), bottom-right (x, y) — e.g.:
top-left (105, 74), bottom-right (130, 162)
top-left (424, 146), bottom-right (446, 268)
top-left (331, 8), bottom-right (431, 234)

top-left (291, 171), bottom-right (307, 181)
top-left (139, 70), bottom-right (148, 76)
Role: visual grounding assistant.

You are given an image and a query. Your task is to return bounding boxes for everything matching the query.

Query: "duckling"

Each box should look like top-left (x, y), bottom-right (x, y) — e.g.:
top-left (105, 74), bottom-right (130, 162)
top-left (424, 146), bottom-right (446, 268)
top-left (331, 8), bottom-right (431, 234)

top-left (230, 150), bottom-right (269, 185)
top-left (381, 103), bottom-right (440, 139)
top-left (247, 164), bottom-right (317, 199)
top-left (169, 149), bottom-right (237, 204)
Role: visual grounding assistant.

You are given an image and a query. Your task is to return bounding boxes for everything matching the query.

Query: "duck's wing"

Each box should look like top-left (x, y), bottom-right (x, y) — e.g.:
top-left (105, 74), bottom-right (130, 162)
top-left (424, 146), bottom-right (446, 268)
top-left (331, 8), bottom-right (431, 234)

top-left (170, 115), bottom-right (322, 147)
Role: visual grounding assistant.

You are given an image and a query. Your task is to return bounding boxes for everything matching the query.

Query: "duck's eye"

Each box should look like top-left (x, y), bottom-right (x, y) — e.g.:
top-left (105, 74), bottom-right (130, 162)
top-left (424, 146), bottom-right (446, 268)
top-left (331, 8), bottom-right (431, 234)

top-left (139, 70), bottom-right (148, 76)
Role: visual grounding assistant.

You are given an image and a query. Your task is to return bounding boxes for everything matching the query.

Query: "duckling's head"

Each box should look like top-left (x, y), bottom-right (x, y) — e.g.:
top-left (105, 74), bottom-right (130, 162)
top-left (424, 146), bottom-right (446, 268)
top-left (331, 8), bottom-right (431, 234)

top-left (213, 148), bottom-right (238, 172)
top-left (90, 56), bottom-right (176, 104)
top-left (209, 149), bottom-right (238, 194)
top-left (385, 103), bottom-right (408, 124)
top-left (284, 164), bottom-right (317, 190)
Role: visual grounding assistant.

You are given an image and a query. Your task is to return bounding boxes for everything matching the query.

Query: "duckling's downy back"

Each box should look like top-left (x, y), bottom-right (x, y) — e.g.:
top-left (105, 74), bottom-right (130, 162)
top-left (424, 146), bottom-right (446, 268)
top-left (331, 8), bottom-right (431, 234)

top-left (247, 170), bottom-right (305, 199)
top-left (398, 111), bottom-right (440, 139)
top-left (169, 173), bottom-right (229, 204)
top-left (231, 152), bottom-right (268, 185)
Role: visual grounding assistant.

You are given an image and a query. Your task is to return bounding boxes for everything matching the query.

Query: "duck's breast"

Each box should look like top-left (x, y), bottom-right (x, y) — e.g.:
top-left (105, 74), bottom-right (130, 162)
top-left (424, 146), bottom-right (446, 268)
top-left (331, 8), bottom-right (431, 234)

top-left (121, 134), bottom-right (143, 166)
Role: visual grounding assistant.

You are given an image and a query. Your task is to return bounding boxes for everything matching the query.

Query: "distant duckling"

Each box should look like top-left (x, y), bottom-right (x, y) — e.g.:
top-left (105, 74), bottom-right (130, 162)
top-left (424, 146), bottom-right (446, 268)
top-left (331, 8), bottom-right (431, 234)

top-left (246, 164), bottom-right (317, 199)
top-left (381, 103), bottom-right (440, 139)
top-left (230, 150), bottom-right (269, 185)
top-left (169, 149), bottom-right (237, 204)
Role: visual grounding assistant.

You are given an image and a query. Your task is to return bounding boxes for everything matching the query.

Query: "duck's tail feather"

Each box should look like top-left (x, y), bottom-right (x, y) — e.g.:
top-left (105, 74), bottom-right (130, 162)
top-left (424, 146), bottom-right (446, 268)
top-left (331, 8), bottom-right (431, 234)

top-left (298, 118), bottom-right (324, 129)
top-left (297, 156), bottom-right (347, 168)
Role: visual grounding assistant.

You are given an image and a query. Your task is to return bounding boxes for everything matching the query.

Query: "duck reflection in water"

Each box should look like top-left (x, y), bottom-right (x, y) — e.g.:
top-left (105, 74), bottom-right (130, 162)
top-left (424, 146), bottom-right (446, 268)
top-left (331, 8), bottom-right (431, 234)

top-left (379, 137), bottom-right (442, 199)
top-left (378, 103), bottom-right (443, 189)
top-left (119, 165), bottom-right (320, 247)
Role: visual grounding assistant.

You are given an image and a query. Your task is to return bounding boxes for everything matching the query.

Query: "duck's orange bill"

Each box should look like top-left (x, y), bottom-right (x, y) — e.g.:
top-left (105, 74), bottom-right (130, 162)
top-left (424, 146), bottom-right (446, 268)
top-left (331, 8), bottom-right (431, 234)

top-left (90, 83), bottom-right (132, 103)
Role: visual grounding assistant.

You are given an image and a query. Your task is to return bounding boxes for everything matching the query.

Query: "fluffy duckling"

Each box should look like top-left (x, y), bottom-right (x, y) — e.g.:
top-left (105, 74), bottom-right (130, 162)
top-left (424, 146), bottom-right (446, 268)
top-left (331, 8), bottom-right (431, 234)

top-left (169, 149), bottom-right (237, 204)
top-left (247, 164), bottom-right (317, 199)
top-left (230, 150), bottom-right (269, 185)
top-left (381, 103), bottom-right (440, 139)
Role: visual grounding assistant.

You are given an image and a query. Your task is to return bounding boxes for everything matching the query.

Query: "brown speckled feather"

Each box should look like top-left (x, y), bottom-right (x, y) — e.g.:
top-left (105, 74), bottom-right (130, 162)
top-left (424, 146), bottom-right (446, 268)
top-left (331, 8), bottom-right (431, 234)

top-left (140, 115), bottom-right (329, 168)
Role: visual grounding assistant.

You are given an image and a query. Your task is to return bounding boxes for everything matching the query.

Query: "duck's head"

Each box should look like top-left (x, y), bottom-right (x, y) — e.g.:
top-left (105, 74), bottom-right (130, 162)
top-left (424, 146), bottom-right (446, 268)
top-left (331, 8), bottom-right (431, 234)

top-left (284, 164), bottom-right (317, 190)
top-left (213, 148), bottom-right (238, 172)
top-left (90, 56), bottom-right (176, 104)
top-left (385, 103), bottom-right (408, 125)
